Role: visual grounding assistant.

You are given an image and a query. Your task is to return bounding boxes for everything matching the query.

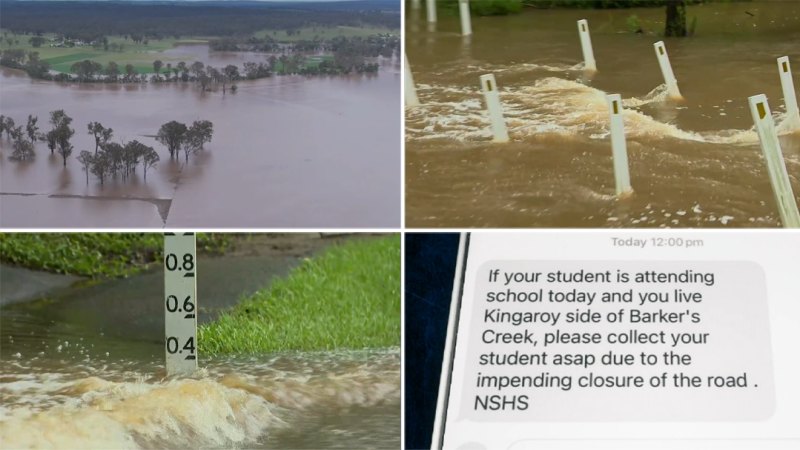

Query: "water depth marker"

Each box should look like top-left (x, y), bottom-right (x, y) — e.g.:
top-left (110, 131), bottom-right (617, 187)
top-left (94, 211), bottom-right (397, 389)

top-left (459, 0), bottom-right (472, 36)
top-left (405, 54), bottom-right (421, 107)
top-left (577, 20), bottom-right (597, 72)
top-left (427, 0), bottom-right (437, 23)
top-left (654, 41), bottom-right (682, 99)
top-left (777, 56), bottom-right (800, 129)
top-left (748, 94), bottom-right (800, 228)
top-left (606, 94), bottom-right (633, 196)
top-left (480, 73), bottom-right (509, 143)
top-left (164, 232), bottom-right (199, 375)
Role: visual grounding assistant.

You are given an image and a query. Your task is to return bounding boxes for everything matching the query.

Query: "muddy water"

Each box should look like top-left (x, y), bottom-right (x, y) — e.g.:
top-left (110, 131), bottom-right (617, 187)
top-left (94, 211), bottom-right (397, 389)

top-left (0, 258), bottom-right (400, 448)
top-left (406, 2), bottom-right (800, 227)
top-left (0, 45), bottom-right (400, 228)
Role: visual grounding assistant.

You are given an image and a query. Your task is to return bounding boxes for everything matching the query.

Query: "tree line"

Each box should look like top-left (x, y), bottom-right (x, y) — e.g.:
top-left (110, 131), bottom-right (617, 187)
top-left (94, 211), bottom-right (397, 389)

top-left (0, 1), bottom-right (399, 43)
top-left (1, 113), bottom-right (213, 185)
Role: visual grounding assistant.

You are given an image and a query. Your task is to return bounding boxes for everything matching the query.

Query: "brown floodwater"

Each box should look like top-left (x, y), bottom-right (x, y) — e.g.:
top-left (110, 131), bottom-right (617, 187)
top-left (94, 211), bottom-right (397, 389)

top-left (0, 259), bottom-right (400, 449)
top-left (405, 1), bottom-right (800, 227)
top-left (0, 45), bottom-right (400, 228)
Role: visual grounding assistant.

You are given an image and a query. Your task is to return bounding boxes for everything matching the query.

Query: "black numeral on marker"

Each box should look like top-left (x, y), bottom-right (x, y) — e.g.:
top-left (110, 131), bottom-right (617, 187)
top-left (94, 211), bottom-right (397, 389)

top-left (165, 295), bottom-right (195, 318)
top-left (166, 336), bottom-right (195, 357)
top-left (165, 253), bottom-right (195, 273)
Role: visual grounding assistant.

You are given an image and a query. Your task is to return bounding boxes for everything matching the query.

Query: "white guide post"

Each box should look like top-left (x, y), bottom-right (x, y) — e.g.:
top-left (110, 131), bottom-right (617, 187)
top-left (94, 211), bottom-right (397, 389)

top-left (748, 94), bottom-right (800, 228)
top-left (164, 232), bottom-right (198, 375)
top-left (459, 0), bottom-right (472, 36)
top-left (427, 0), bottom-right (437, 23)
top-left (777, 56), bottom-right (800, 128)
top-left (606, 94), bottom-right (633, 196)
top-left (653, 41), bottom-right (681, 99)
top-left (405, 53), bottom-right (420, 107)
top-left (479, 73), bottom-right (509, 143)
top-left (577, 19), bottom-right (596, 72)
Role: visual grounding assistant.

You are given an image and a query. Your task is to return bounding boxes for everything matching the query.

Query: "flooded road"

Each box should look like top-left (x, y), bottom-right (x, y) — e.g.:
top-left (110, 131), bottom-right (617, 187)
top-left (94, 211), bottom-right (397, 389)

top-left (405, 2), bottom-right (800, 227)
top-left (0, 45), bottom-right (400, 228)
top-left (0, 257), bottom-right (400, 448)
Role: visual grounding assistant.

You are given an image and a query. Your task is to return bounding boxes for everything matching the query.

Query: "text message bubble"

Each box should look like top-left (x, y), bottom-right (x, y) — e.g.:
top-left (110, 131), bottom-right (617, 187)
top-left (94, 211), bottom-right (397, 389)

top-left (460, 260), bottom-right (774, 421)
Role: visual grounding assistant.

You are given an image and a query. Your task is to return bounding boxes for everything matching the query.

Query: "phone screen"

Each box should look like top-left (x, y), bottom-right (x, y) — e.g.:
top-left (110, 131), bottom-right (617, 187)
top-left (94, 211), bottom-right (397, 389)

top-left (432, 231), bottom-right (800, 450)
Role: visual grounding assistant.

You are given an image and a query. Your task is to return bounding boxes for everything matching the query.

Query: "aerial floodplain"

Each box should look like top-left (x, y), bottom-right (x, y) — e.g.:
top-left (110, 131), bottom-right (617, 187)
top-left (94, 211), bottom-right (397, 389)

top-left (0, 0), bottom-right (401, 228)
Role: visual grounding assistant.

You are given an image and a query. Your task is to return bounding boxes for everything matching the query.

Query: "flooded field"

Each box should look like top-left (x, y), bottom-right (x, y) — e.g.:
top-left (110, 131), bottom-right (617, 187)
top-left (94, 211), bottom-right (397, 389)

top-left (0, 255), bottom-right (400, 448)
top-left (0, 45), bottom-right (400, 228)
top-left (405, 1), bottom-right (800, 227)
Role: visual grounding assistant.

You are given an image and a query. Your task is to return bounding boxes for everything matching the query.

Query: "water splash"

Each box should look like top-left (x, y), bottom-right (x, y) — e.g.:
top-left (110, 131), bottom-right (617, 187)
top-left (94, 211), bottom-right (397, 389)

top-left (406, 77), bottom-right (788, 146)
top-left (0, 349), bottom-right (400, 449)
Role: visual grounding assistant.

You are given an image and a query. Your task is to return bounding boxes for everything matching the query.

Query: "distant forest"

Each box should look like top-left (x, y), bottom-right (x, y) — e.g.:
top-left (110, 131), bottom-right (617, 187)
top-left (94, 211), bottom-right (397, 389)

top-left (0, 1), bottom-right (400, 42)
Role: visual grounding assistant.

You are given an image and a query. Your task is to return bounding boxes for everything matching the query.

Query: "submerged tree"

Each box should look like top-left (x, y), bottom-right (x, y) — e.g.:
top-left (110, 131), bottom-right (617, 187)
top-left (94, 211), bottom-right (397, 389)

top-left (89, 151), bottom-right (112, 185)
top-left (9, 126), bottom-right (35, 161)
top-left (49, 110), bottom-right (75, 167)
top-left (141, 146), bottom-right (160, 181)
top-left (87, 121), bottom-right (113, 154)
top-left (45, 129), bottom-right (57, 155)
top-left (25, 115), bottom-right (39, 142)
top-left (11, 137), bottom-right (35, 161)
top-left (2, 116), bottom-right (15, 138)
top-left (156, 121), bottom-right (188, 159)
top-left (77, 150), bottom-right (93, 184)
top-left (188, 120), bottom-right (214, 150)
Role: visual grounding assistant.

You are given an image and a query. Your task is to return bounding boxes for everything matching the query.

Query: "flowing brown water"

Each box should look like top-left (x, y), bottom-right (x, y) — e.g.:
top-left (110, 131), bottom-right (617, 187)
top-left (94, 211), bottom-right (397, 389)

top-left (405, 2), bottom-right (800, 227)
top-left (0, 45), bottom-right (400, 228)
top-left (0, 262), bottom-right (400, 449)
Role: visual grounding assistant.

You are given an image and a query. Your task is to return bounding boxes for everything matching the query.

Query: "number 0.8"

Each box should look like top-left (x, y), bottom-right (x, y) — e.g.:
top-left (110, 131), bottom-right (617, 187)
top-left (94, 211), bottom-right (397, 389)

top-left (165, 253), bottom-right (195, 272)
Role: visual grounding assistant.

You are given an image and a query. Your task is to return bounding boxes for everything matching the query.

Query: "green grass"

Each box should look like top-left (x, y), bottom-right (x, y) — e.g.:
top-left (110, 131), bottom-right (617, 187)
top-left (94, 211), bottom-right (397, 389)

top-left (253, 25), bottom-right (397, 42)
top-left (0, 25), bottom-right (396, 75)
top-left (0, 31), bottom-right (207, 74)
top-left (0, 233), bottom-right (233, 278)
top-left (199, 235), bottom-right (400, 355)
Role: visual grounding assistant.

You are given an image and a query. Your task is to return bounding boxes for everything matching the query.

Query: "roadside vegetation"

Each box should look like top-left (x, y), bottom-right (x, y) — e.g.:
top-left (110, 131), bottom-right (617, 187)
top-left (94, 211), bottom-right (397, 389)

top-left (199, 235), bottom-right (400, 354)
top-left (0, 233), bottom-right (234, 278)
top-left (436, 1), bottom-right (742, 37)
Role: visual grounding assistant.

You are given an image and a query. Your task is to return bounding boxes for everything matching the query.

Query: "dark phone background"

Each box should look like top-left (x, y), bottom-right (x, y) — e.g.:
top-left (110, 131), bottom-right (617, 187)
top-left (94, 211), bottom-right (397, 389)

top-left (404, 233), bottom-right (461, 450)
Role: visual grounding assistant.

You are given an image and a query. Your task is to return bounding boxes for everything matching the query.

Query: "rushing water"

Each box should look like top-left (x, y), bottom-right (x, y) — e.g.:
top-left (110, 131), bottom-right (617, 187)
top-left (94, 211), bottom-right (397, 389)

top-left (0, 45), bottom-right (400, 228)
top-left (0, 256), bottom-right (400, 449)
top-left (405, 1), bottom-right (800, 227)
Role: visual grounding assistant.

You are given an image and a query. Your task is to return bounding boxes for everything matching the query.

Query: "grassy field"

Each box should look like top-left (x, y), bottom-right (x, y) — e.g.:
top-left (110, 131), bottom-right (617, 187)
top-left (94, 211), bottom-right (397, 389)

top-left (0, 24), bottom-right (396, 74)
top-left (199, 235), bottom-right (400, 354)
top-left (0, 233), bottom-right (233, 277)
top-left (254, 25), bottom-right (397, 41)
top-left (0, 32), bottom-right (199, 73)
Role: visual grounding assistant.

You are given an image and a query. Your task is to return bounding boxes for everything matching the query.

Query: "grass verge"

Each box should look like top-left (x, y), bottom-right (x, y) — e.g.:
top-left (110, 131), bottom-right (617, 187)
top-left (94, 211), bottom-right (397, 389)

top-left (0, 233), bottom-right (233, 278)
top-left (199, 235), bottom-right (400, 355)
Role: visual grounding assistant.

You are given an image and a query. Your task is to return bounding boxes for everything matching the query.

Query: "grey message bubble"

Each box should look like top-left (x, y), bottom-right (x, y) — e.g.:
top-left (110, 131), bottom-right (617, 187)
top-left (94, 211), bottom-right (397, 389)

top-left (460, 260), bottom-right (774, 422)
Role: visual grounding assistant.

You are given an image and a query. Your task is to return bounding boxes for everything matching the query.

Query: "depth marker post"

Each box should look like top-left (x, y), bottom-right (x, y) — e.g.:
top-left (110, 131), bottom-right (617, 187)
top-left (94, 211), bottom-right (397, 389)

top-left (654, 41), bottom-right (682, 99)
top-left (405, 53), bottom-right (420, 107)
top-left (164, 232), bottom-right (198, 375)
top-left (459, 0), bottom-right (472, 36)
top-left (606, 94), bottom-right (633, 196)
top-left (427, 0), bottom-right (437, 23)
top-left (479, 73), bottom-right (509, 143)
top-left (777, 56), bottom-right (800, 128)
top-left (748, 94), bottom-right (800, 228)
top-left (577, 19), bottom-right (596, 72)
